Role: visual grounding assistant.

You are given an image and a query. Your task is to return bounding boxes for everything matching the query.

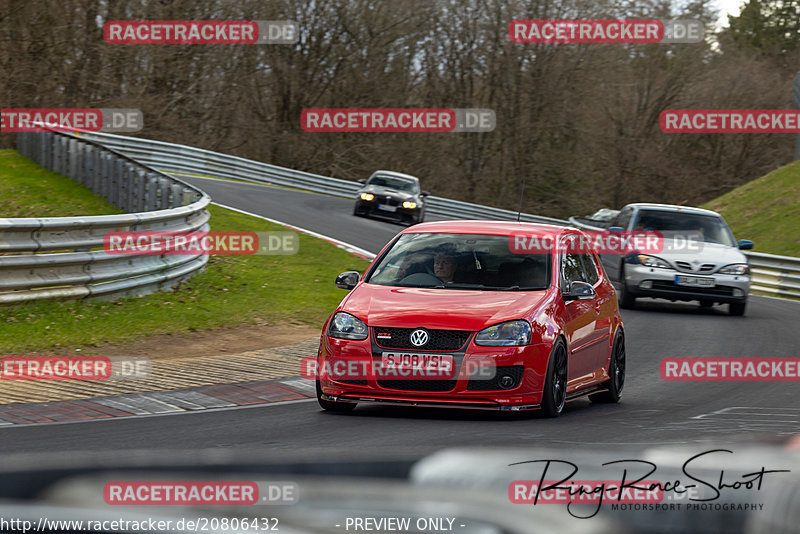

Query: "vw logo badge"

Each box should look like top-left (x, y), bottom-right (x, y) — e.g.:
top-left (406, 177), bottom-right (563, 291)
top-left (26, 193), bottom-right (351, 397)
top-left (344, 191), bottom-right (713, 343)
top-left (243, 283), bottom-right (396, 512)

top-left (410, 329), bottom-right (429, 347)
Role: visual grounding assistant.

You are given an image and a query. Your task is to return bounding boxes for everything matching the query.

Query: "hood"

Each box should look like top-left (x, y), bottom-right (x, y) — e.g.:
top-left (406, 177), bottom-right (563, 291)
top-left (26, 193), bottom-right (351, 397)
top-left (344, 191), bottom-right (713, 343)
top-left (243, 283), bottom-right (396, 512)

top-left (656, 240), bottom-right (748, 270)
top-left (361, 185), bottom-right (417, 200)
top-left (340, 283), bottom-right (550, 331)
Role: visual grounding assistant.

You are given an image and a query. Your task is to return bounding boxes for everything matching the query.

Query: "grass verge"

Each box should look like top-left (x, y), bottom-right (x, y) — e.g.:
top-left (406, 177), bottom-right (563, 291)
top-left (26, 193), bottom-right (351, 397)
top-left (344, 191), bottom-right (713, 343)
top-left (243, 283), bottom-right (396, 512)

top-left (704, 159), bottom-right (800, 257)
top-left (0, 150), bottom-right (370, 354)
top-left (0, 149), bottom-right (121, 217)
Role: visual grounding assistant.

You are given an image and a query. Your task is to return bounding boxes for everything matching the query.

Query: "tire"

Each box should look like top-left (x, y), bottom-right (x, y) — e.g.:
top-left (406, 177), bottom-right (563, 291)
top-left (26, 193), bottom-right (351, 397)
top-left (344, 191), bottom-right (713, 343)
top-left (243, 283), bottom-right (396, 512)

top-left (617, 264), bottom-right (636, 309)
top-left (353, 206), bottom-right (363, 217)
top-left (590, 330), bottom-right (625, 404)
top-left (729, 300), bottom-right (746, 316)
top-left (316, 380), bottom-right (357, 412)
top-left (540, 339), bottom-right (568, 417)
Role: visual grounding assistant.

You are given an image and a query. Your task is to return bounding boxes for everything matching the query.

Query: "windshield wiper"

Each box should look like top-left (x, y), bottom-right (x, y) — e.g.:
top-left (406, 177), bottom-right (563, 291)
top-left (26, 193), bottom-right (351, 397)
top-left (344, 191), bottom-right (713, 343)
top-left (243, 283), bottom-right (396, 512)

top-left (496, 285), bottom-right (545, 291)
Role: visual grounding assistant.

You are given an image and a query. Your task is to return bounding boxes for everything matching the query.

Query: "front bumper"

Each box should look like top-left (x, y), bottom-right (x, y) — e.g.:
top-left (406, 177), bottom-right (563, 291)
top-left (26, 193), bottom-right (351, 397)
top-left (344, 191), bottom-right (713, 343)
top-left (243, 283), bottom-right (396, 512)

top-left (318, 335), bottom-right (552, 409)
top-left (354, 199), bottom-right (421, 221)
top-left (623, 263), bottom-right (750, 303)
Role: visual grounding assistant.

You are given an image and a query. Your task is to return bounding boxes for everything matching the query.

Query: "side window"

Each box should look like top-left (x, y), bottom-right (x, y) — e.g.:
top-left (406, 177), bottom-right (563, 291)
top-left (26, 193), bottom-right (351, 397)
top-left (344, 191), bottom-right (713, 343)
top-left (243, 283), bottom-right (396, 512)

top-left (613, 208), bottom-right (633, 230)
top-left (561, 253), bottom-right (586, 291)
top-left (580, 254), bottom-right (599, 285)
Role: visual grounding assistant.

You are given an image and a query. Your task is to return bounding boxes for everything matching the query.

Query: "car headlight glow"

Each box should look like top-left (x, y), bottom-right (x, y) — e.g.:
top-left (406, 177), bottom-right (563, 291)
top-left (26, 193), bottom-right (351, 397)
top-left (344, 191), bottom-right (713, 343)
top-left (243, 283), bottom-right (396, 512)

top-left (719, 263), bottom-right (749, 275)
top-left (636, 254), bottom-right (671, 269)
top-left (327, 312), bottom-right (369, 340)
top-left (360, 193), bottom-right (374, 201)
top-left (402, 201), bottom-right (417, 209)
top-left (474, 320), bottom-right (531, 347)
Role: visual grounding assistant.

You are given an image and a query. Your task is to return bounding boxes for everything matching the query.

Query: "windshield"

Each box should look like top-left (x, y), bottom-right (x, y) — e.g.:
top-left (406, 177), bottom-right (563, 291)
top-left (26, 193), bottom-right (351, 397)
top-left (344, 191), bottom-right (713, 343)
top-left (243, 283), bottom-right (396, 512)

top-left (633, 210), bottom-right (737, 246)
top-left (368, 175), bottom-right (419, 193)
top-left (366, 232), bottom-right (551, 290)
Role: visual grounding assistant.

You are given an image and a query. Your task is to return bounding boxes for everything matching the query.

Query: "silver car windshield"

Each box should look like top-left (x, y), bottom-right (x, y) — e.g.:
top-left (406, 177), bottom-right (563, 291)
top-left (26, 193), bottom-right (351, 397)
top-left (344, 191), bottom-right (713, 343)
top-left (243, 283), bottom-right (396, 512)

top-left (633, 210), bottom-right (737, 246)
top-left (366, 232), bottom-right (551, 290)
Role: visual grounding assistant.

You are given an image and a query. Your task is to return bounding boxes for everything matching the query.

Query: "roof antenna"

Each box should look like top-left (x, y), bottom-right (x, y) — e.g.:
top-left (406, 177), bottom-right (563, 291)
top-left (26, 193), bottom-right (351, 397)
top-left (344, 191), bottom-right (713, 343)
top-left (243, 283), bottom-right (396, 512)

top-left (517, 175), bottom-right (527, 222)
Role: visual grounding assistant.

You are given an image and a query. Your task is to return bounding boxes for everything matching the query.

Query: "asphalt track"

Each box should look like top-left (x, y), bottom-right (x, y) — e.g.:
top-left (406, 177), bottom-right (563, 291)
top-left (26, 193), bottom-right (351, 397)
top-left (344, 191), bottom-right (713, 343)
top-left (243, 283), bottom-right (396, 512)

top-left (1, 176), bottom-right (798, 457)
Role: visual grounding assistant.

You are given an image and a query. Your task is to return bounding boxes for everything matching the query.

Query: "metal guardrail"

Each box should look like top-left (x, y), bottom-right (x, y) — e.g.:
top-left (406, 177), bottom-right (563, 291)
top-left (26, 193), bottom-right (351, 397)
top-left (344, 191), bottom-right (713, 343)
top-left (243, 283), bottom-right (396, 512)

top-left (567, 216), bottom-right (800, 301)
top-left (1, 130), bottom-right (211, 304)
top-left (745, 251), bottom-right (800, 300)
top-left (73, 131), bottom-right (570, 226)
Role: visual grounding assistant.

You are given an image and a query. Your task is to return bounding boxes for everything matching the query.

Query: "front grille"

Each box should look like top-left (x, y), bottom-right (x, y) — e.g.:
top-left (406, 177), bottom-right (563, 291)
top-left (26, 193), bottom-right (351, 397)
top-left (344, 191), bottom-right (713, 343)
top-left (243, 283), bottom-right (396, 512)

top-left (377, 379), bottom-right (457, 392)
top-left (381, 196), bottom-right (400, 206)
top-left (651, 280), bottom-right (735, 296)
top-left (467, 365), bottom-right (524, 391)
top-left (373, 328), bottom-right (472, 351)
top-left (336, 380), bottom-right (368, 386)
top-left (675, 261), bottom-right (716, 273)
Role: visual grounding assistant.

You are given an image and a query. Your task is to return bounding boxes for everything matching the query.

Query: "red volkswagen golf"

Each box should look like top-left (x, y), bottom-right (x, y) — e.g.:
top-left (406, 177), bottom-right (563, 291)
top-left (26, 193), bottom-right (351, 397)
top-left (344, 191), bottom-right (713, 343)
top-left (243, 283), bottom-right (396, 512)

top-left (317, 221), bottom-right (625, 417)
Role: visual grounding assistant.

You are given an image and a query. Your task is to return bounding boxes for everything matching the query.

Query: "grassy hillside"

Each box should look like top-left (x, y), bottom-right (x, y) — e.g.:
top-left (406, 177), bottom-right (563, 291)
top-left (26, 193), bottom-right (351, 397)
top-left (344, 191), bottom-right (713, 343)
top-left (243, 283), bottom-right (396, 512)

top-left (704, 159), bottom-right (800, 257)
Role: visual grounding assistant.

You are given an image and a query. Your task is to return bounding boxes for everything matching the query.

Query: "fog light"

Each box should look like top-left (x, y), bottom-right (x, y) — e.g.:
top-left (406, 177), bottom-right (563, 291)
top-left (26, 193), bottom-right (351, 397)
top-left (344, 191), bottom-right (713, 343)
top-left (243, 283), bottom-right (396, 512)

top-left (640, 280), bottom-right (653, 289)
top-left (733, 288), bottom-right (744, 296)
top-left (499, 375), bottom-right (515, 389)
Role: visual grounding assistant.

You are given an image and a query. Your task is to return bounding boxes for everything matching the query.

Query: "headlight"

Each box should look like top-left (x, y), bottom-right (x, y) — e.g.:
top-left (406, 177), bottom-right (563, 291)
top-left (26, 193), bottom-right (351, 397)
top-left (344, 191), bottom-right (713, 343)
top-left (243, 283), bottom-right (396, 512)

top-left (327, 312), bottom-right (368, 340)
top-left (360, 193), bottom-right (374, 201)
top-left (402, 201), bottom-right (417, 209)
top-left (636, 254), bottom-right (671, 269)
top-left (719, 263), bottom-right (749, 275)
top-left (474, 320), bottom-right (531, 347)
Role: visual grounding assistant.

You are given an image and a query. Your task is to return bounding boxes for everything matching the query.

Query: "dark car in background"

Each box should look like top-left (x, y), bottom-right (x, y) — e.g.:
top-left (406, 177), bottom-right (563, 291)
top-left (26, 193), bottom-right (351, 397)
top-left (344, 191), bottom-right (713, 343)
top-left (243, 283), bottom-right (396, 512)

top-left (353, 170), bottom-right (429, 225)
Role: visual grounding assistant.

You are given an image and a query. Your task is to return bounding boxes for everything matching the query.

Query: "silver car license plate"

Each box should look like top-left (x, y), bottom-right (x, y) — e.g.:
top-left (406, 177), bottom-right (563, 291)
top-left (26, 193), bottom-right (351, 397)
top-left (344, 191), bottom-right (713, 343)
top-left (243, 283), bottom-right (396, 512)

top-left (675, 275), bottom-right (715, 287)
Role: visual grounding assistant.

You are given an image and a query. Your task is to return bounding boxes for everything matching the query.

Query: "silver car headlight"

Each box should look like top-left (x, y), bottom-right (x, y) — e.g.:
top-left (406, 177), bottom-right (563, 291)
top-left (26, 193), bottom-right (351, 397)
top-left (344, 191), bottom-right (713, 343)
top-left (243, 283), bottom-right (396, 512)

top-left (474, 320), bottom-right (531, 347)
top-left (328, 312), bottom-right (369, 340)
top-left (718, 263), bottom-right (749, 275)
top-left (636, 254), bottom-right (671, 269)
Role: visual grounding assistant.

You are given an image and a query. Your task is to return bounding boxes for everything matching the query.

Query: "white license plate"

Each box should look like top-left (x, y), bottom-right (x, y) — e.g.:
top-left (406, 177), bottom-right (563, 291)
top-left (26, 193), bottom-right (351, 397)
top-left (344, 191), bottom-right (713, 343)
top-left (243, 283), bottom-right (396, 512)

top-left (381, 352), bottom-right (454, 372)
top-left (675, 275), bottom-right (715, 287)
top-left (377, 204), bottom-right (397, 212)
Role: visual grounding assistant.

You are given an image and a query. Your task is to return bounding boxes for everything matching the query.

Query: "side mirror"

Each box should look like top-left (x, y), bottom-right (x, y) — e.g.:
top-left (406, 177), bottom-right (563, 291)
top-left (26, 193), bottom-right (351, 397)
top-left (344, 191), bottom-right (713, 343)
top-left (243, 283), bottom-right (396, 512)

top-left (335, 271), bottom-right (360, 290)
top-left (420, 191), bottom-right (431, 197)
top-left (357, 179), bottom-right (366, 184)
top-left (738, 239), bottom-right (753, 250)
top-left (608, 226), bottom-right (624, 232)
top-left (563, 281), bottom-right (596, 301)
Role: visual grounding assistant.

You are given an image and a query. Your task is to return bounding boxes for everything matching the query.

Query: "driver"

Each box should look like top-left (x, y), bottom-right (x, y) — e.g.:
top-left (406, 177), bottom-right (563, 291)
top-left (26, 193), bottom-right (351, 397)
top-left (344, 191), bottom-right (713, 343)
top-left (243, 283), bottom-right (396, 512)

top-left (433, 245), bottom-right (459, 283)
